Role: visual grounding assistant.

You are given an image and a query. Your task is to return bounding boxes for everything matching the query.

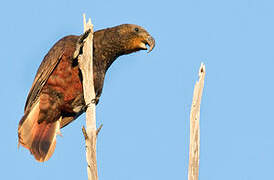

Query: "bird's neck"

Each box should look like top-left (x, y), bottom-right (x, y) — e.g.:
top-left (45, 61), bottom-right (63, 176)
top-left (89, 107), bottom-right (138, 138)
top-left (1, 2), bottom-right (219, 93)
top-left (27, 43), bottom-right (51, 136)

top-left (93, 30), bottom-right (126, 72)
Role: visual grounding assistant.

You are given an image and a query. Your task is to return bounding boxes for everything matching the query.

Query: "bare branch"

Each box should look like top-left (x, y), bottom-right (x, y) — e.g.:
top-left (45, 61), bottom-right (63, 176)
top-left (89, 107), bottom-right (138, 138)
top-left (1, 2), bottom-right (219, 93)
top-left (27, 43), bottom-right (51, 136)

top-left (78, 14), bottom-right (98, 180)
top-left (188, 63), bottom-right (206, 180)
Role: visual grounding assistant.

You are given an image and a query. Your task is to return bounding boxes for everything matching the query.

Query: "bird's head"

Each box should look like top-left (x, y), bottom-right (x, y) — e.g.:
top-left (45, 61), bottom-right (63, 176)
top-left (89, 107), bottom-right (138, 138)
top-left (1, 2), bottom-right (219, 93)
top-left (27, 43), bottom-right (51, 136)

top-left (115, 24), bottom-right (155, 54)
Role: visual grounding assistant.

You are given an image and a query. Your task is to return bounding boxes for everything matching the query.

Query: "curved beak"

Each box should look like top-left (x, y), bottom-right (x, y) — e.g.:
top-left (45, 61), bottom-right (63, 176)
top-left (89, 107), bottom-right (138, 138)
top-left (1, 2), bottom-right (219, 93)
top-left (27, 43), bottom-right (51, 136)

top-left (145, 36), bottom-right (155, 53)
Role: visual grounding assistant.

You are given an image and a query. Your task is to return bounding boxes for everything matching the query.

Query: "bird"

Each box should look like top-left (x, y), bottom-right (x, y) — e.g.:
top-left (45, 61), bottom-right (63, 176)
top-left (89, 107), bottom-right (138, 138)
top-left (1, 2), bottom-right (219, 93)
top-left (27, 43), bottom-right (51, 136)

top-left (18, 24), bottom-right (155, 162)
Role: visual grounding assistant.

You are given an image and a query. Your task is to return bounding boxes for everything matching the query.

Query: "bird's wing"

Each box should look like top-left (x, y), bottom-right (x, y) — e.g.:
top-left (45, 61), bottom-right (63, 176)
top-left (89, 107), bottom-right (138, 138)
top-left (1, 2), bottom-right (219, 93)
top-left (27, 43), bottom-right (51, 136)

top-left (24, 30), bottom-right (91, 112)
top-left (24, 39), bottom-right (66, 112)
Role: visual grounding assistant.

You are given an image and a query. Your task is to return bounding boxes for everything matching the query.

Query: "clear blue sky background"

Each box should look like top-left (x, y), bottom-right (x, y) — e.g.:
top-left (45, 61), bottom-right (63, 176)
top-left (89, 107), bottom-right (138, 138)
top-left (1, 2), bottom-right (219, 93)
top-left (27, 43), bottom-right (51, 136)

top-left (1, 0), bottom-right (274, 179)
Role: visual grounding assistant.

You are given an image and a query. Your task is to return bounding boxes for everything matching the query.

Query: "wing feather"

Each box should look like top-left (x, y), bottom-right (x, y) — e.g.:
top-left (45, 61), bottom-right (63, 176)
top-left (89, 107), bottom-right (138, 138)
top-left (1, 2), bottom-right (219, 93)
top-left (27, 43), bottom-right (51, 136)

top-left (24, 32), bottom-right (90, 111)
top-left (24, 39), bottom-right (66, 111)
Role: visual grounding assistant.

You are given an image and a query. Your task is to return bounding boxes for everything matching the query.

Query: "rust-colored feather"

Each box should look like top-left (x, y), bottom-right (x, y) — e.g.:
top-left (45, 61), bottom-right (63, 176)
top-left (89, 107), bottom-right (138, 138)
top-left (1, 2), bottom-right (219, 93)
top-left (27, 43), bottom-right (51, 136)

top-left (30, 119), bottom-right (60, 162)
top-left (18, 100), bottom-right (61, 162)
top-left (18, 101), bottom-right (40, 149)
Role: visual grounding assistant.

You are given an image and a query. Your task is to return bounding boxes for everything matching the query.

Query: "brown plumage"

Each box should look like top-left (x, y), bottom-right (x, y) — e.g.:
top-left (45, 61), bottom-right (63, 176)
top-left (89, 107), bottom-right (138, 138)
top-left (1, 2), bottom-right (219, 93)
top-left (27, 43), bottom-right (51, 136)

top-left (18, 24), bottom-right (155, 162)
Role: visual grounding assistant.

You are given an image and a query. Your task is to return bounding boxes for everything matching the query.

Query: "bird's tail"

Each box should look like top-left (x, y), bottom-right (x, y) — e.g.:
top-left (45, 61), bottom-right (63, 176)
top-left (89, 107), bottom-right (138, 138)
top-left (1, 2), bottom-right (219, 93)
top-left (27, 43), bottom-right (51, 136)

top-left (18, 101), bottom-right (60, 162)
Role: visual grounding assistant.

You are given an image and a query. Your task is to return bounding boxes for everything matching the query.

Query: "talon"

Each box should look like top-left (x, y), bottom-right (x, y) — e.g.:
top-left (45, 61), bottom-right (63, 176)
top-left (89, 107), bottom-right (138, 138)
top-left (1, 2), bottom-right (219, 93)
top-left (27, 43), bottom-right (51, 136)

top-left (91, 99), bottom-right (96, 104)
top-left (84, 98), bottom-right (99, 110)
top-left (91, 97), bottom-right (99, 105)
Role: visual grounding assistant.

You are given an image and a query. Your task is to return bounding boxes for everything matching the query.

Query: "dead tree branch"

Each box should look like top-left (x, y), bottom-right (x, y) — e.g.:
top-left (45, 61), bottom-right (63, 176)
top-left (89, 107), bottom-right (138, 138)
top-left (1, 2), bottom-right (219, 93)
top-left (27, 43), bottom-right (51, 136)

top-left (188, 63), bottom-right (205, 180)
top-left (78, 14), bottom-right (98, 180)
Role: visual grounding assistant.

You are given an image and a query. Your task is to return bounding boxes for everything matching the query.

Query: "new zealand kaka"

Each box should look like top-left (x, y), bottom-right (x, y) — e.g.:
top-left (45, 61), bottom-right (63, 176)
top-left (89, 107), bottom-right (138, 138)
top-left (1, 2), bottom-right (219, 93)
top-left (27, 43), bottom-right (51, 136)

top-left (18, 24), bottom-right (155, 162)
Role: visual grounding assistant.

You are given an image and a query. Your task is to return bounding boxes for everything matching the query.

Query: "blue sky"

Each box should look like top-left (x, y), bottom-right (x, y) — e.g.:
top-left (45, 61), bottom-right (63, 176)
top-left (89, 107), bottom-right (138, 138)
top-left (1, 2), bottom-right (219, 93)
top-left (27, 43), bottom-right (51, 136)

top-left (1, 0), bottom-right (274, 179)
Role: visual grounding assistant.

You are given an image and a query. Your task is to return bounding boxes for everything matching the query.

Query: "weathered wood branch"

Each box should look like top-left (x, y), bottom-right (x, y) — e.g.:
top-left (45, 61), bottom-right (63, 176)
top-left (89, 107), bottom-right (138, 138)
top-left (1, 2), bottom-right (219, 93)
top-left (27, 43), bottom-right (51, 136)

top-left (188, 63), bottom-right (205, 180)
top-left (78, 14), bottom-right (98, 180)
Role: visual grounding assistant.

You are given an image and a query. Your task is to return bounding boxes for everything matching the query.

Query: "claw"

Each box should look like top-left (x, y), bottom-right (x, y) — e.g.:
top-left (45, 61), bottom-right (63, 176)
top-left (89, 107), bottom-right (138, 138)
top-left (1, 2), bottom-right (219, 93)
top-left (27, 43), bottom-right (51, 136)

top-left (91, 97), bottom-right (99, 105)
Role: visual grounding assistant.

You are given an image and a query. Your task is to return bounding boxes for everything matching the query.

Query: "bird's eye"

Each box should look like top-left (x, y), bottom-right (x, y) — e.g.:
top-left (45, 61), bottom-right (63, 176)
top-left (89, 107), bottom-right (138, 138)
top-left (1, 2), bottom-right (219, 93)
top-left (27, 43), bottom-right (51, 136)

top-left (134, 28), bottom-right (139, 32)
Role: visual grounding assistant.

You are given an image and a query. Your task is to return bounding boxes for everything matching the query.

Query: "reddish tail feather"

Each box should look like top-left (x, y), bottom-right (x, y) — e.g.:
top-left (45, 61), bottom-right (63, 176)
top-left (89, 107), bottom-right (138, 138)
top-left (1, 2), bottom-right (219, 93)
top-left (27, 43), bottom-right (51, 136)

top-left (18, 101), bottom-right (60, 162)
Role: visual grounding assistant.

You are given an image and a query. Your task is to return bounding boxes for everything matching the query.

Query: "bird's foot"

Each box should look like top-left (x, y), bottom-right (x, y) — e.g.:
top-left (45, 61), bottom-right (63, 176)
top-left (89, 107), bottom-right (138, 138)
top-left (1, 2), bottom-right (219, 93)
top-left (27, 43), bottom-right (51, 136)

top-left (85, 97), bottom-right (99, 109)
top-left (91, 97), bottom-right (99, 105)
